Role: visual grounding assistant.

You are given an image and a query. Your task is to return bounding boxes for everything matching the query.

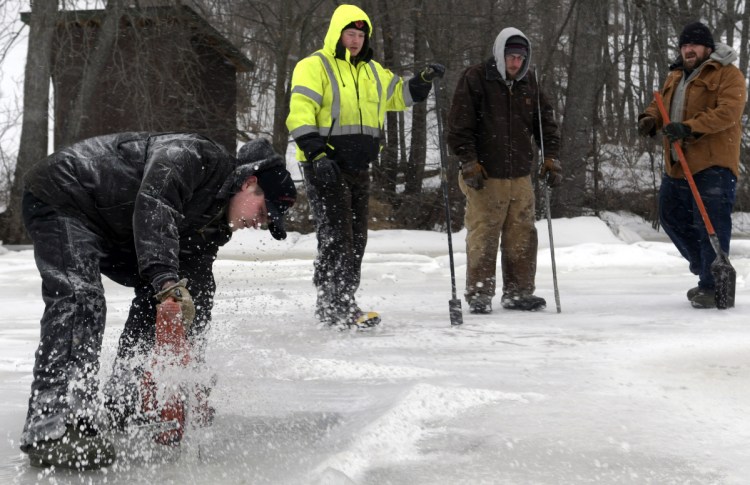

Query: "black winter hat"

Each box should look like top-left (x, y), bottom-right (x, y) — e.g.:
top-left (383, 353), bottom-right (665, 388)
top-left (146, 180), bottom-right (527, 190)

top-left (236, 138), bottom-right (297, 240)
top-left (678, 22), bottom-right (715, 49)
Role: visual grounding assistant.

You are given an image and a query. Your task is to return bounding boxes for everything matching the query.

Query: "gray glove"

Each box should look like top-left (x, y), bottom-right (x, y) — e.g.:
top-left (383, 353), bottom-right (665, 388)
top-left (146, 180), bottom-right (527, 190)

top-left (155, 278), bottom-right (195, 329)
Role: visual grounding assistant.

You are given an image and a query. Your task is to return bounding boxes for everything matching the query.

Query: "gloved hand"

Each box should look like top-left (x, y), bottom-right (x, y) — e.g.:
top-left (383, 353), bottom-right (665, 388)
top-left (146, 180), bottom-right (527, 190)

top-left (540, 158), bottom-right (563, 187)
top-left (637, 117), bottom-right (656, 137)
top-left (420, 63), bottom-right (446, 82)
top-left (663, 122), bottom-right (692, 142)
top-left (461, 160), bottom-right (488, 190)
top-left (155, 278), bottom-right (195, 327)
top-left (314, 156), bottom-right (340, 185)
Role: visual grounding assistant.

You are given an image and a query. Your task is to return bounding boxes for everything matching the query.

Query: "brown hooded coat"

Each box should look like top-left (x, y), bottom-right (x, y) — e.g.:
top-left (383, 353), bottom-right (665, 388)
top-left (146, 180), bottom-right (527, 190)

top-left (640, 43), bottom-right (746, 178)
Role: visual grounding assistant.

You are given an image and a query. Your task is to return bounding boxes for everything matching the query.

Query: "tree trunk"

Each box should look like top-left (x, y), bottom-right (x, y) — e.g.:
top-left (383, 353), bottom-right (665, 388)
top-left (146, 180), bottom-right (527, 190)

top-left (374, 0), bottom-right (399, 198)
top-left (59, 0), bottom-right (124, 147)
top-left (556, 0), bottom-right (608, 216)
top-left (404, 0), bottom-right (427, 196)
top-left (271, 0), bottom-right (296, 155)
top-left (740, 0), bottom-right (750, 118)
top-left (0, 0), bottom-right (58, 245)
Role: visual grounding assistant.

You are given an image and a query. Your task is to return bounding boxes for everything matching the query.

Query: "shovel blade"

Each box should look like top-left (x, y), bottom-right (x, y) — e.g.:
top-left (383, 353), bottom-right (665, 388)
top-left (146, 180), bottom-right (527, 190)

top-left (711, 254), bottom-right (736, 309)
top-left (449, 299), bottom-right (463, 326)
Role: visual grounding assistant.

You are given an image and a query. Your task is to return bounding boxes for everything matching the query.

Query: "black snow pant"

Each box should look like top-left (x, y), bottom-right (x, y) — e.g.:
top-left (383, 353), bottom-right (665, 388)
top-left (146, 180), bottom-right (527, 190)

top-left (303, 164), bottom-right (369, 323)
top-left (20, 192), bottom-right (216, 448)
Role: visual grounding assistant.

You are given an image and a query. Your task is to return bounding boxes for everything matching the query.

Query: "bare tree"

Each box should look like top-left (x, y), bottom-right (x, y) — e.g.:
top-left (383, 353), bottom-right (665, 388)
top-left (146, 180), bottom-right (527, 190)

top-left (0, 0), bottom-right (57, 245)
top-left (58, 0), bottom-right (124, 147)
top-left (556, 0), bottom-right (609, 216)
top-left (229, 0), bottom-right (329, 154)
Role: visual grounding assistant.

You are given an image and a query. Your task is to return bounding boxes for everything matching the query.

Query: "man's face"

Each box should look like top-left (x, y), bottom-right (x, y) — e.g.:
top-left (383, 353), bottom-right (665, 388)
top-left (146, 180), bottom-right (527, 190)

top-left (681, 43), bottom-right (712, 70)
top-left (341, 28), bottom-right (365, 57)
top-left (227, 177), bottom-right (268, 232)
top-left (505, 54), bottom-right (525, 79)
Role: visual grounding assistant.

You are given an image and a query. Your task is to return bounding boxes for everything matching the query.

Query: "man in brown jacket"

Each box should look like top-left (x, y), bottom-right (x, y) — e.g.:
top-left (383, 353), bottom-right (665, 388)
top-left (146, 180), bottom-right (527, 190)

top-left (638, 21), bottom-right (746, 308)
top-left (447, 27), bottom-right (562, 314)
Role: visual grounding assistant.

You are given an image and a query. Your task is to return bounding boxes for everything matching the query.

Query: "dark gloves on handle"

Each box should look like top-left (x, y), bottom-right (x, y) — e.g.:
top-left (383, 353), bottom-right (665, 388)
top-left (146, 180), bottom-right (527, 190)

top-left (155, 278), bottom-right (195, 328)
top-left (314, 156), bottom-right (340, 185)
top-left (663, 122), bottom-right (692, 142)
top-left (420, 63), bottom-right (446, 82)
top-left (461, 160), bottom-right (488, 190)
top-left (540, 158), bottom-right (563, 188)
top-left (637, 117), bottom-right (656, 137)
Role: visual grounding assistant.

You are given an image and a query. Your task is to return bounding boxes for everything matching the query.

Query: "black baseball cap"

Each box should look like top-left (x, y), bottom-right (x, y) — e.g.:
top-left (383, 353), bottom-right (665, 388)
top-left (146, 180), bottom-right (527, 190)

top-left (255, 165), bottom-right (297, 240)
top-left (236, 138), bottom-right (297, 240)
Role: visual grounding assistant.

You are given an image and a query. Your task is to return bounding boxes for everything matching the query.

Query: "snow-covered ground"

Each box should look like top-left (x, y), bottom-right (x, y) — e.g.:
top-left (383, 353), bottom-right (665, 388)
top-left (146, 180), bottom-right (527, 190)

top-left (1, 213), bottom-right (749, 484)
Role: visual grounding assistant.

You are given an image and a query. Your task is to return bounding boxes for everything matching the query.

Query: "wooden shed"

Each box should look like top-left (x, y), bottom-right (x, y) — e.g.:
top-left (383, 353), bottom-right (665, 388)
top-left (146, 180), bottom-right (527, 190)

top-left (23, 5), bottom-right (252, 152)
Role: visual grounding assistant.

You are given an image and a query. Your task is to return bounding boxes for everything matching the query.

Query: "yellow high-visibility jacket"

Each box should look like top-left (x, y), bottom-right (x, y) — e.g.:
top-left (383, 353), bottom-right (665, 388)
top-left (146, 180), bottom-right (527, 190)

top-left (286, 4), bottom-right (414, 171)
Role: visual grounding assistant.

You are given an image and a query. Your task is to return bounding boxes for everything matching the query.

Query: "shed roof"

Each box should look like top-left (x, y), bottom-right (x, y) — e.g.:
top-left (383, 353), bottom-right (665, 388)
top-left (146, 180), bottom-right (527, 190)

top-left (21, 5), bottom-right (253, 72)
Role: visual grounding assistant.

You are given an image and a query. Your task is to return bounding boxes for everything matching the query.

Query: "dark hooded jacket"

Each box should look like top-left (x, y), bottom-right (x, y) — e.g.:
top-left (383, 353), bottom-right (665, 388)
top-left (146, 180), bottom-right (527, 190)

top-left (447, 28), bottom-right (560, 179)
top-left (24, 132), bottom-right (241, 289)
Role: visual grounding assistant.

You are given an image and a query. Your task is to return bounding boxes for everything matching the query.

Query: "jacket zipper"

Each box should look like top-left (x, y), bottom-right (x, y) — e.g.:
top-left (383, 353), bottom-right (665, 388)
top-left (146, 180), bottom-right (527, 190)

top-left (353, 63), bottom-right (363, 133)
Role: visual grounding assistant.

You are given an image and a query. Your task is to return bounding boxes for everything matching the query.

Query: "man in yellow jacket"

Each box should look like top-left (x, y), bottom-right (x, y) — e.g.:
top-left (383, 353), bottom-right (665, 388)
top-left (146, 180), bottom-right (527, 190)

top-left (638, 21), bottom-right (746, 308)
top-left (287, 4), bottom-right (444, 328)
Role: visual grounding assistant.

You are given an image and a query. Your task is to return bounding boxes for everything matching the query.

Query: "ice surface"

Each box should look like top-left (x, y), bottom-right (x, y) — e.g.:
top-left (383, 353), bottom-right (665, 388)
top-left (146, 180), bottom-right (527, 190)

top-left (1, 214), bottom-right (749, 484)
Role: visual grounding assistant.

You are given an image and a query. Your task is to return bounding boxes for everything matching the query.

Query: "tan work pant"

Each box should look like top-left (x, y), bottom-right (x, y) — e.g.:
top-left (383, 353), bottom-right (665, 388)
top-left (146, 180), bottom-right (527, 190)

top-left (459, 174), bottom-right (538, 302)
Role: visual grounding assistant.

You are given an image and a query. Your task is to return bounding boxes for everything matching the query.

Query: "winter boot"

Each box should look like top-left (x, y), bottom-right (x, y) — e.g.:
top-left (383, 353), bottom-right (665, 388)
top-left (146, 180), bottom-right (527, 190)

top-left (501, 293), bottom-right (546, 311)
top-left (324, 307), bottom-right (380, 329)
top-left (25, 422), bottom-right (116, 470)
top-left (469, 295), bottom-right (492, 314)
top-left (690, 288), bottom-right (716, 309)
top-left (347, 310), bottom-right (381, 329)
top-left (686, 286), bottom-right (701, 301)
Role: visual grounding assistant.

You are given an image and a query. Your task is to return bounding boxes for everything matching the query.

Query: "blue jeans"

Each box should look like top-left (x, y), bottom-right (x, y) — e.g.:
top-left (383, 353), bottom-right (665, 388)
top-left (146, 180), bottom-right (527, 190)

top-left (659, 167), bottom-right (736, 290)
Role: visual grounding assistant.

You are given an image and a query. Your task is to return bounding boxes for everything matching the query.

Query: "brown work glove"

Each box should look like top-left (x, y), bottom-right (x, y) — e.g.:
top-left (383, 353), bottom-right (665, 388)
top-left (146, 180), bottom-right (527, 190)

top-left (155, 278), bottom-right (195, 329)
top-left (637, 116), bottom-right (656, 137)
top-left (461, 160), bottom-right (488, 190)
top-left (540, 158), bottom-right (563, 187)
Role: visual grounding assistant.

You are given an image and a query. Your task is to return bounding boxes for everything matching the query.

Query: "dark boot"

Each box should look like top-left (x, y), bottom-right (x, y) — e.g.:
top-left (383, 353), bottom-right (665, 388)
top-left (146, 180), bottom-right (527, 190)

top-left (501, 293), bottom-right (546, 311)
top-left (25, 422), bottom-right (115, 470)
top-left (690, 288), bottom-right (716, 309)
top-left (468, 295), bottom-right (492, 314)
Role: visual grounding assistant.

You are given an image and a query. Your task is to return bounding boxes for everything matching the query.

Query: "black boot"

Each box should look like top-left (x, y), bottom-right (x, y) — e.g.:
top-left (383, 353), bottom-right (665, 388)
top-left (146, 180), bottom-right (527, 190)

top-left (25, 422), bottom-right (116, 470)
top-left (501, 294), bottom-right (546, 311)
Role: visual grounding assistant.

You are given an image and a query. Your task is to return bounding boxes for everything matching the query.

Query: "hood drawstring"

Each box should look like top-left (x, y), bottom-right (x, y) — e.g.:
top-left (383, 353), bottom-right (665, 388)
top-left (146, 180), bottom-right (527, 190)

top-left (335, 59), bottom-right (346, 88)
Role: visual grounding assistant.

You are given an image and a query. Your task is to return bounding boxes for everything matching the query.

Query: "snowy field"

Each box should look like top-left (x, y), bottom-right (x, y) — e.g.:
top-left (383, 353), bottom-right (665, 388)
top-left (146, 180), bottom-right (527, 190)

top-left (1, 213), bottom-right (749, 484)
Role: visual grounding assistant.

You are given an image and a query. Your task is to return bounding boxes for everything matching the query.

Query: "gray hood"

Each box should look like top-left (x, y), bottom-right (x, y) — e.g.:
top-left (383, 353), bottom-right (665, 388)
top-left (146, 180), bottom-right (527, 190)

top-left (709, 42), bottom-right (738, 66)
top-left (492, 27), bottom-right (531, 81)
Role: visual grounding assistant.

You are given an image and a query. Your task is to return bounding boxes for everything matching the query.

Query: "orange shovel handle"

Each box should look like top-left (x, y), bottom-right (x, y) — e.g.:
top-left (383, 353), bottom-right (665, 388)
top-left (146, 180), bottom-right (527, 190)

top-left (652, 92), bottom-right (716, 236)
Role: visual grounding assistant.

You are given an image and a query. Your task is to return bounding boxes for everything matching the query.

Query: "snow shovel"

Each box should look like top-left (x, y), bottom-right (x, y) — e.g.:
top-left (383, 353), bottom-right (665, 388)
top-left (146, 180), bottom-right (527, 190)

top-left (653, 92), bottom-right (735, 309)
top-left (432, 74), bottom-right (463, 326)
